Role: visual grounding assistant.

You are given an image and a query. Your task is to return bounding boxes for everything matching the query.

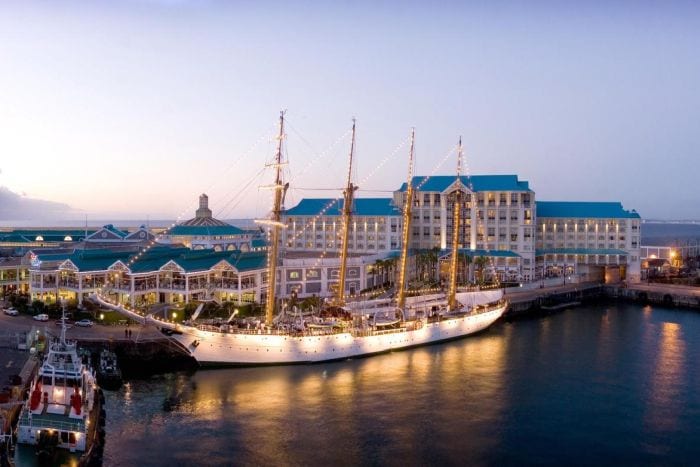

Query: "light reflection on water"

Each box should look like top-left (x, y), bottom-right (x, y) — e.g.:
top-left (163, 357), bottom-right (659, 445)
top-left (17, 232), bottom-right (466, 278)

top-left (102, 303), bottom-right (700, 466)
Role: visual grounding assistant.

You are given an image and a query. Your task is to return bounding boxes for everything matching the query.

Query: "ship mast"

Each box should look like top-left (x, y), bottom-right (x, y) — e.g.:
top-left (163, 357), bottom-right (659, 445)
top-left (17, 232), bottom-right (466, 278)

top-left (447, 137), bottom-right (463, 311)
top-left (264, 111), bottom-right (288, 326)
top-left (336, 119), bottom-right (357, 306)
top-left (396, 128), bottom-right (415, 310)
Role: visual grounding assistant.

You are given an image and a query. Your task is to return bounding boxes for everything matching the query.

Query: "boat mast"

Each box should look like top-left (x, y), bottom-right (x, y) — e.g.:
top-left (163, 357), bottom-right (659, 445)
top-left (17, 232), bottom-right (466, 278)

top-left (264, 111), bottom-right (287, 326)
top-left (396, 128), bottom-right (415, 310)
top-left (336, 119), bottom-right (357, 306)
top-left (448, 137), bottom-right (463, 311)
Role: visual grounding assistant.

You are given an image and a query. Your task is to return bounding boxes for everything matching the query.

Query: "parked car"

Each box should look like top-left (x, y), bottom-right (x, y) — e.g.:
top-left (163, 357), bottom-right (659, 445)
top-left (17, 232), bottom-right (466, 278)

top-left (75, 319), bottom-right (93, 327)
top-left (33, 314), bottom-right (49, 321)
top-left (3, 307), bottom-right (19, 316)
top-left (55, 318), bottom-right (73, 326)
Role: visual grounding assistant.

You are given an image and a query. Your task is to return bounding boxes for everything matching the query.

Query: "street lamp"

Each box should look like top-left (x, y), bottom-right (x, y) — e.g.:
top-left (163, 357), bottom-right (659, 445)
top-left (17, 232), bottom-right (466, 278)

top-left (172, 311), bottom-right (177, 321)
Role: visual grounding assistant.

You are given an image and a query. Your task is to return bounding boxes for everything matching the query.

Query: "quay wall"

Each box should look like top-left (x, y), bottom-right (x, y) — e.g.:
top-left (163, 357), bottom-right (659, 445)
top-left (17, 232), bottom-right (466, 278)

top-left (605, 285), bottom-right (700, 310)
top-left (506, 283), bottom-right (700, 317)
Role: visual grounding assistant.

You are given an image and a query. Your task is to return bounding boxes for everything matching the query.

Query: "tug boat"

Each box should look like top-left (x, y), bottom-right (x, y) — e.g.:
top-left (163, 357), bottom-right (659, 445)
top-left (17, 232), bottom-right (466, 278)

top-left (15, 314), bottom-right (103, 458)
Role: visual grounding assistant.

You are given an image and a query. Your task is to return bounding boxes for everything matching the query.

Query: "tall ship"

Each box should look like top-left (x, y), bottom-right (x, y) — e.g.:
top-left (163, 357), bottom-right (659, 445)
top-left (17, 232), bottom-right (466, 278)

top-left (15, 314), bottom-right (102, 457)
top-left (95, 113), bottom-right (507, 366)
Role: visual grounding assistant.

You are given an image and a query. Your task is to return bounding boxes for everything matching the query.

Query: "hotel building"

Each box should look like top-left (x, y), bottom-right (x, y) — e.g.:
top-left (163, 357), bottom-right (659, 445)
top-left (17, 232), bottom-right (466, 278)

top-left (535, 201), bottom-right (642, 283)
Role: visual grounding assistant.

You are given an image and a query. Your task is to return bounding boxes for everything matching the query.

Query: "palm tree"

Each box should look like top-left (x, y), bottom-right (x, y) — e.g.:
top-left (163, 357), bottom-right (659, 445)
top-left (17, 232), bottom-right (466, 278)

top-left (474, 256), bottom-right (489, 285)
top-left (427, 247), bottom-right (440, 283)
top-left (373, 259), bottom-right (387, 286)
top-left (457, 251), bottom-right (472, 285)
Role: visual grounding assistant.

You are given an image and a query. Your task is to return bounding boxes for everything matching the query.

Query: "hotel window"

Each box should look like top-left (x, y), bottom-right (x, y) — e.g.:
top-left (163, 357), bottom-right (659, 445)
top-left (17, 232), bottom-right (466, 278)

top-left (511, 210), bottom-right (519, 222)
top-left (424, 194), bottom-right (431, 205)
top-left (487, 210), bottom-right (496, 221)
top-left (306, 270), bottom-right (319, 279)
top-left (289, 271), bottom-right (300, 279)
top-left (510, 193), bottom-right (518, 204)
top-left (499, 193), bottom-right (507, 205)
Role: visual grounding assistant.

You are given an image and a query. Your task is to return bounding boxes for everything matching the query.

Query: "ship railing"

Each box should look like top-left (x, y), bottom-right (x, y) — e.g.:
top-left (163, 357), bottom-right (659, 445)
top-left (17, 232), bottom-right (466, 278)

top-left (18, 412), bottom-right (85, 432)
top-left (192, 323), bottom-right (350, 337)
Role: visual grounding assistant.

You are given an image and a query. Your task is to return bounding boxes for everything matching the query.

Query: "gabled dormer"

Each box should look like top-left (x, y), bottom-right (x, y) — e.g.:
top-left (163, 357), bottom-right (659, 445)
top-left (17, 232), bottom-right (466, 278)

top-left (86, 224), bottom-right (128, 242)
top-left (125, 225), bottom-right (155, 242)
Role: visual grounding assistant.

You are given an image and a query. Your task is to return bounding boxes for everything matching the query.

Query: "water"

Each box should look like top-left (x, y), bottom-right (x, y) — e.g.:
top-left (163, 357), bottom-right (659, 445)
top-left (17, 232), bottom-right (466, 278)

top-left (92, 303), bottom-right (700, 466)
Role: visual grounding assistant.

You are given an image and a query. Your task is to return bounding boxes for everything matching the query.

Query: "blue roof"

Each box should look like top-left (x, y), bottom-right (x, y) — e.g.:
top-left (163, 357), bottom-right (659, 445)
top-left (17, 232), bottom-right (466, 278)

top-left (284, 198), bottom-right (400, 216)
top-left (536, 248), bottom-right (629, 256)
top-left (398, 175), bottom-right (531, 193)
top-left (536, 201), bottom-right (641, 219)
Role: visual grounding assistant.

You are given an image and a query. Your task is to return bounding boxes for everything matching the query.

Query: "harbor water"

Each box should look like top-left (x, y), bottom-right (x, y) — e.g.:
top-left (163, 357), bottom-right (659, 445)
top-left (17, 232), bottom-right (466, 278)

top-left (90, 302), bottom-right (700, 465)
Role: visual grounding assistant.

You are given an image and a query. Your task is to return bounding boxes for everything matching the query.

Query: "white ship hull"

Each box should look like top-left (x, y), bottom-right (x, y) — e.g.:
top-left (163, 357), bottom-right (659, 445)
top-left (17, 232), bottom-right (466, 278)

top-left (166, 304), bottom-right (506, 366)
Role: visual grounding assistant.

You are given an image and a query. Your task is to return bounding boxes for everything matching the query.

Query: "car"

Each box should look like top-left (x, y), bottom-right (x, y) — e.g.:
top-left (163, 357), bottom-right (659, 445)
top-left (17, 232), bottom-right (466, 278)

top-left (75, 319), bottom-right (93, 327)
top-left (55, 318), bottom-right (73, 326)
top-left (3, 307), bottom-right (19, 316)
top-left (33, 314), bottom-right (49, 321)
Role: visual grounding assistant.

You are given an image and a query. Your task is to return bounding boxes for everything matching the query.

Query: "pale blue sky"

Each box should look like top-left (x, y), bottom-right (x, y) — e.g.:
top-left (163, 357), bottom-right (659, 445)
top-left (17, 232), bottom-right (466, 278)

top-left (0, 1), bottom-right (698, 221)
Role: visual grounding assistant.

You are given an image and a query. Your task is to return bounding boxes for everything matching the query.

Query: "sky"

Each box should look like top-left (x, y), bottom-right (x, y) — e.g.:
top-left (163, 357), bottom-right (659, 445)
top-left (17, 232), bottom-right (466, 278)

top-left (0, 0), bottom-right (698, 222)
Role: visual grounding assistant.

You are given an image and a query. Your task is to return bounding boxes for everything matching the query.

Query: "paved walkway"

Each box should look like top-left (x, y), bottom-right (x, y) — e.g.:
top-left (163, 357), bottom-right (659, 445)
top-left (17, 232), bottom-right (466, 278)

top-left (0, 314), bottom-right (164, 343)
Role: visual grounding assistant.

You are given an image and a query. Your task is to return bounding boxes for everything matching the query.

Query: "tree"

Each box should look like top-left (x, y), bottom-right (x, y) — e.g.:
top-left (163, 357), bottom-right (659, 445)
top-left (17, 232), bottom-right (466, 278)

top-left (457, 251), bottom-right (472, 285)
top-left (474, 256), bottom-right (490, 285)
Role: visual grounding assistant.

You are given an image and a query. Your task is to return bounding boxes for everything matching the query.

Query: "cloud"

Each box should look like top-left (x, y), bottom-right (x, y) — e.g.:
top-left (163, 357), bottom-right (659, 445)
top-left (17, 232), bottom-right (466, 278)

top-left (0, 186), bottom-right (77, 220)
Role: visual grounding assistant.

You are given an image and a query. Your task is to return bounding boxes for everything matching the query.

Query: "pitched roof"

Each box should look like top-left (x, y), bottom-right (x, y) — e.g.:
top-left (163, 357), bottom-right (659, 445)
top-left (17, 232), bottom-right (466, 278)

top-left (284, 198), bottom-right (401, 216)
top-left (168, 224), bottom-right (245, 236)
top-left (398, 175), bottom-right (532, 193)
top-left (1, 229), bottom-right (93, 243)
top-left (66, 250), bottom-right (132, 272)
top-left (536, 201), bottom-right (641, 219)
top-left (52, 245), bottom-right (269, 274)
top-left (227, 251), bottom-right (267, 272)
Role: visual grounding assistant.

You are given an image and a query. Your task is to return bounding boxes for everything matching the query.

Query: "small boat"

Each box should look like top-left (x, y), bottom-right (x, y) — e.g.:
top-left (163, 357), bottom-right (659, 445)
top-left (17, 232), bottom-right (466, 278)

top-left (97, 349), bottom-right (122, 390)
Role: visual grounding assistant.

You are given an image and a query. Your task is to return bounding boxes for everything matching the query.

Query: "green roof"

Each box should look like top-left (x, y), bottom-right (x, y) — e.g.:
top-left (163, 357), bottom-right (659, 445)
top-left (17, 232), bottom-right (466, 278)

top-left (168, 225), bottom-right (245, 236)
top-left (536, 248), bottom-right (629, 256)
top-left (102, 224), bottom-right (128, 238)
top-left (67, 250), bottom-right (132, 272)
top-left (0, 234), bottom-right (32, 243)
top-left (227, 251), bottom-right (267, 272)
top-left (536, 201), bottom-right (640, 219)
top-left (55, 246), bottom-right (268, 274)
top-left (1, 229), bottom-right (92, 243)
